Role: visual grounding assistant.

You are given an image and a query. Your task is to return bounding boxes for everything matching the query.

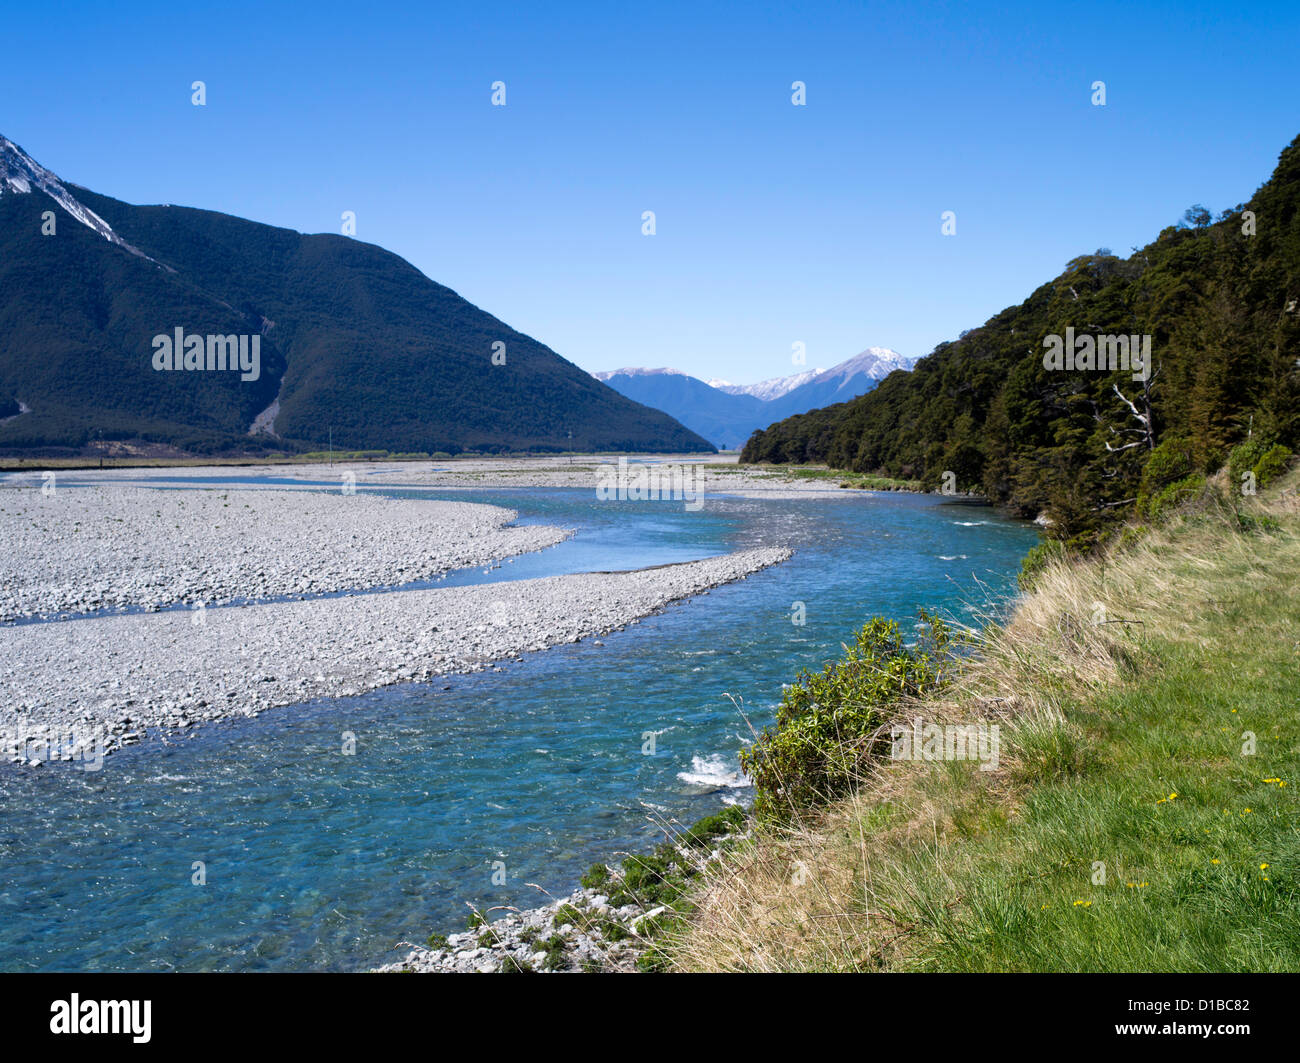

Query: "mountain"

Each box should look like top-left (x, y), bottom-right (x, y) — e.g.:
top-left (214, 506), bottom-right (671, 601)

top-left (593, 368), bottom-right (767, 450)
top-left (0, 136), bottom-right (713, 456)
top-left (596, 349), bottom-right (913, 449)
top-left (714, 368), bottom-right (825, 401)
top-left (761, 349), bottom-right (915, 421)
top-left (1, 139), bottom-right (154, 262)
top-left (742, 134), bottom-right (1300, 544)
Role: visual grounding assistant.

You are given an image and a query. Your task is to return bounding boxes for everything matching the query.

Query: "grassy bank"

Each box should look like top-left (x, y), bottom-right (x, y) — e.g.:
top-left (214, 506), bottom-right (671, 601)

top-left (668, 469), bottom-right (1300, 972)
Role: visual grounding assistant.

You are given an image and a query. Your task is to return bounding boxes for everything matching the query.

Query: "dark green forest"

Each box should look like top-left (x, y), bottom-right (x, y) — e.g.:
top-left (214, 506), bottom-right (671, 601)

top-left (743, 134), bottom-right (1300, 544)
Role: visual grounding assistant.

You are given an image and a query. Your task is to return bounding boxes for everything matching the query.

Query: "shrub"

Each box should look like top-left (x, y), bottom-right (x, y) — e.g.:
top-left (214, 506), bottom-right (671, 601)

top-left (1137, 437), bottom-right (1196, 518)
top-left (679, 804), bottom-right (745, 849)
top-left (740, 612), bottom-right (955, 821)
top-left (1146, 474), bottom-right (1207, 522)
top-left (599, 918), bottom-right (629, 942)
top-left (580, 862), bottom-right (611, 891)
top-left (1018, 539), bottom-right (1067, 591)
top-left (636, 942), bottom-right (675, 973)
top-left (554, 903), bottom-right (598, 932)
top-left (540, 934), bottom-right (567, 970)
top-left (610, 849), bottom-right (680, 908)
top-left (1228, 437), bottom-right (1274, 484)
top-left (1252, 444), bottom-right (1291, 489)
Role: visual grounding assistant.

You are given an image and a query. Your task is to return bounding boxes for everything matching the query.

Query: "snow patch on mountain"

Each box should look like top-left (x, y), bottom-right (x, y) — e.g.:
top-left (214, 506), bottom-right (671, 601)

top-left (593, 347), bottom-right (916, 449)
top-left (811, 346), bottom-right (914, 387)
top-left (0, 135), bottom-right (157, 264)
top-left (593, 367), bottom-right (697, 382)
top-left (598, 348), bottom-right (913, 401)
top-left (717, 368), bottom-right (826, 401)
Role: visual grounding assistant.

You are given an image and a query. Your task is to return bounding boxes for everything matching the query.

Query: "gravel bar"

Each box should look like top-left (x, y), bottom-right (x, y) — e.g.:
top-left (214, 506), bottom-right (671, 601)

top-left (0, 485), bottom-right (570, 622)
top-left (0, 547), bottom-right (792, 765)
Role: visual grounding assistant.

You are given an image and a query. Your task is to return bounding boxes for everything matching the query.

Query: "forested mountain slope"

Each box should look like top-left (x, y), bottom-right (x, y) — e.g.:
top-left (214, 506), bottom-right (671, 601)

top-left (743, 134), bottom-right (1300, 541)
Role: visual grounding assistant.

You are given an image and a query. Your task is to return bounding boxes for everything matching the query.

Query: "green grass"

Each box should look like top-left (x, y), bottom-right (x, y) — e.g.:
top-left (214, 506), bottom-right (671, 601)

top-left (837, 474), bottom-right (926, 491)
top-left (902, 632), bottom-right (1299, 971)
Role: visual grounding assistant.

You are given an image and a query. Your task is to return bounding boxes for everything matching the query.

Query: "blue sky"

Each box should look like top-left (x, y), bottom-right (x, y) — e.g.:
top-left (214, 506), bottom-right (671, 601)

top-left (5, 0), bottom-right (1299, 383)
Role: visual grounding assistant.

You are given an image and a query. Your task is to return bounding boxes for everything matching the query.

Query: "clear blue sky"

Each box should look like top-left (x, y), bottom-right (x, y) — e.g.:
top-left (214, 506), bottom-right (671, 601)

top-left (5, 0), bottom-right (1298, 384)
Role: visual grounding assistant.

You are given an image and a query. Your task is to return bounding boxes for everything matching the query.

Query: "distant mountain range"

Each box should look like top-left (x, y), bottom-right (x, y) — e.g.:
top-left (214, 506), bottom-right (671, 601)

top-left (0, 136), bottom-right (713, 456)
top-left (595, 348), bottom-right (915, 449)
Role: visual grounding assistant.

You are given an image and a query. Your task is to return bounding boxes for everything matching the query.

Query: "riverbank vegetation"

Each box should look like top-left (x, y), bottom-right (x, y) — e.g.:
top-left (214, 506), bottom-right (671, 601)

top-left (666, 461), bottom-right (1300, 971)
top-left (721, 463), bottom-right (925, 492)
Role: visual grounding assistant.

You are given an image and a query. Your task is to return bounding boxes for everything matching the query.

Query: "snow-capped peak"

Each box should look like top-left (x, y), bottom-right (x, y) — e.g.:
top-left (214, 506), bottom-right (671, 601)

top-left (718, 368), bottom-right (827, 401)
top-left (0, 135), bottom-right (153, 261)
top-left (593, 349), bottom-right (915, 400)
top-left (812, 347), bottom-right (914, 386)
top-left (593, 367), bottom-right (694, 381)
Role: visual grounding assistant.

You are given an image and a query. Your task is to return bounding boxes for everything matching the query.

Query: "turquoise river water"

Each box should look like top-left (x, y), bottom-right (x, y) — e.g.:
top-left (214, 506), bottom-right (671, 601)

top-left (0, 474), bottom-right (1038, 970)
